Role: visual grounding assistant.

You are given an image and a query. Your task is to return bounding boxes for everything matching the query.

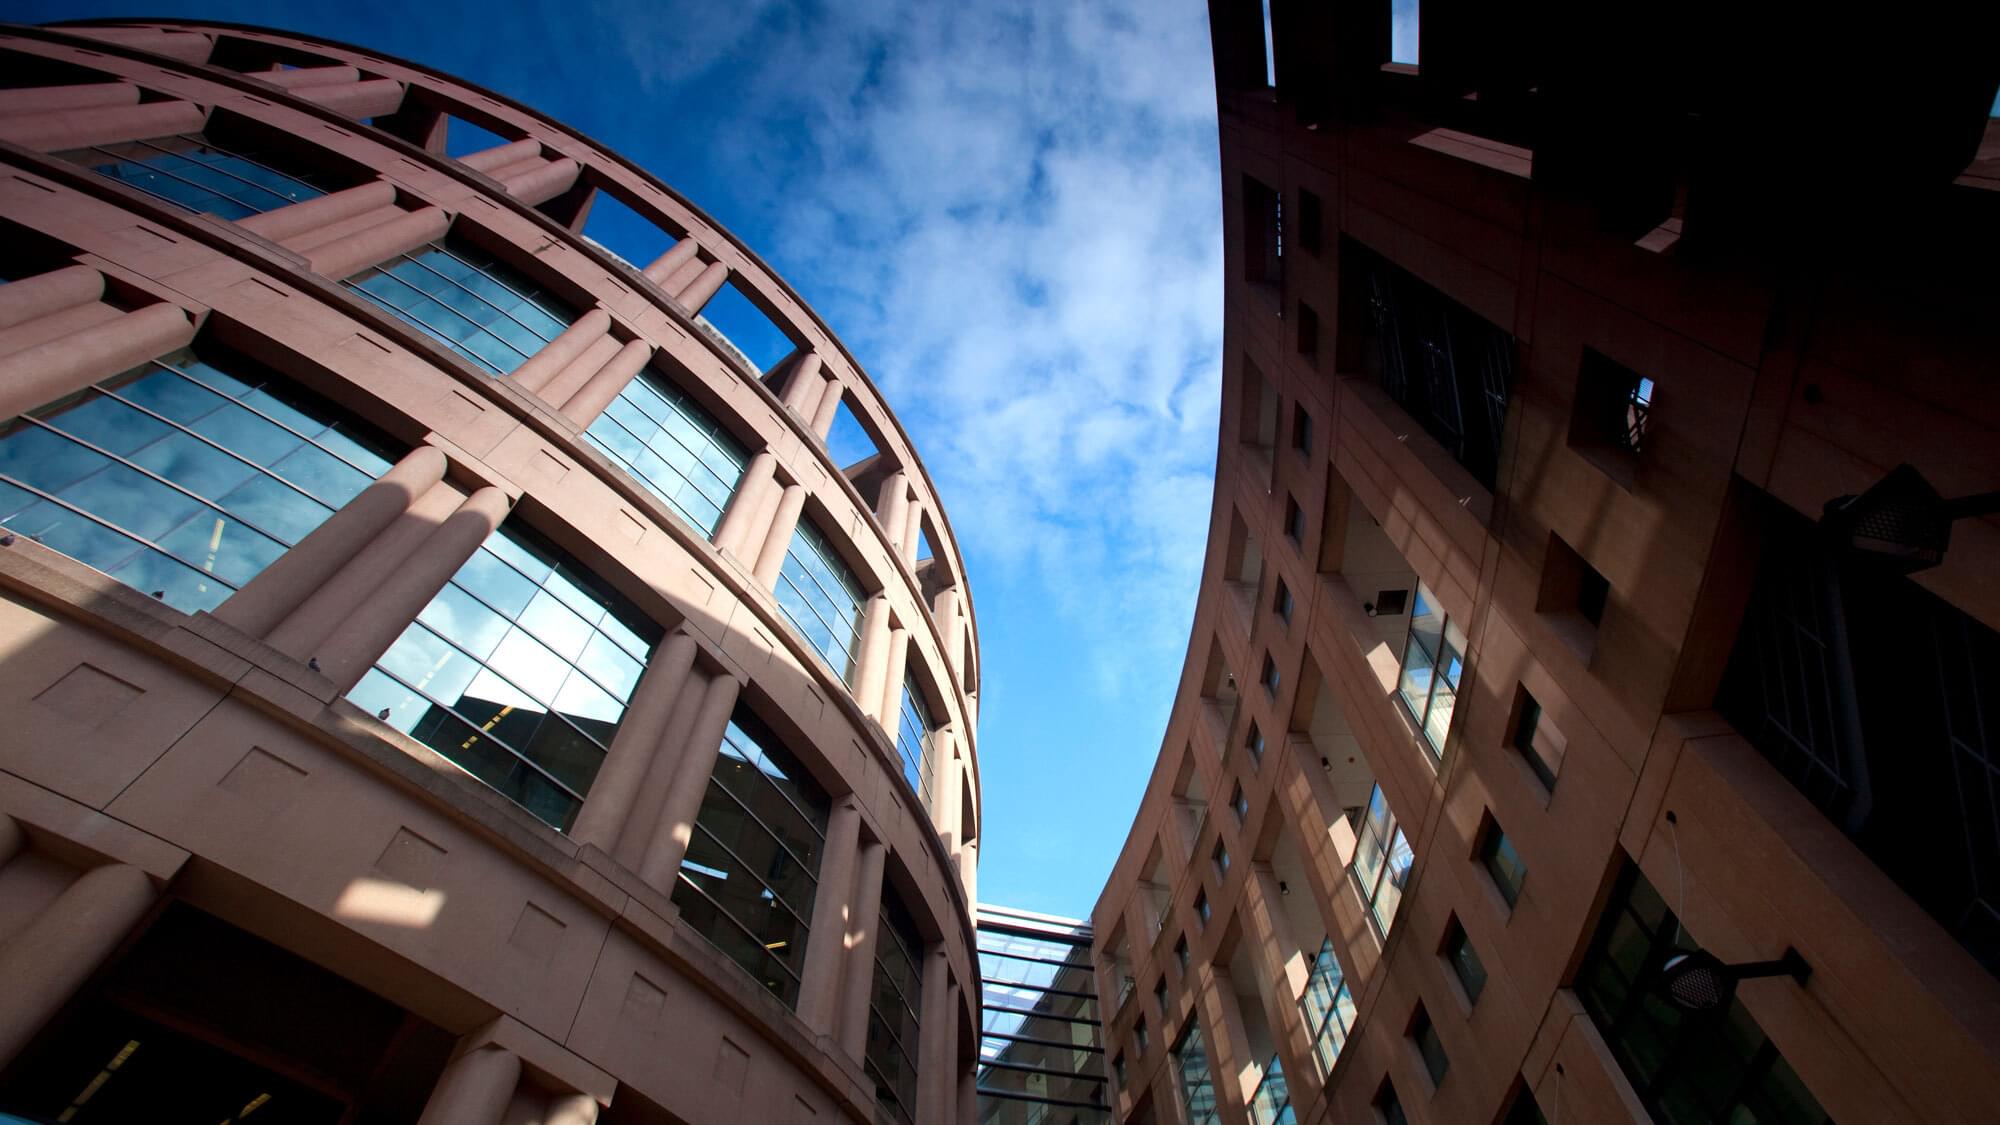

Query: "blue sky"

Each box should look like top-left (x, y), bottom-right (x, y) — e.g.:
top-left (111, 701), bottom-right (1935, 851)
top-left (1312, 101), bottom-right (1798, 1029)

top-left (17, 0), bottom-right (1226, 919)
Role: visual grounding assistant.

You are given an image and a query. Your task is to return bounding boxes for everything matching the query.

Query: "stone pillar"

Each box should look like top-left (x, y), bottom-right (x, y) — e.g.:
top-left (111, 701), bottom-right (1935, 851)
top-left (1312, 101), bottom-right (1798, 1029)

top-left (641, 239), bottom-right (699, 288)
top-left (238, 180), bottom-right (397, 244)
top-left (460, 139), bottom-right (540, 174)
top-left (512, 310), bottom-right (612, 394)
top-left (0, 265), bottom-right (103, 330)
top-left (780, 352), bottom-right (824, 414)
top-left (836, 841), bottom-right (887, 1061)
top-left (958, 839), bottom-right (978, 915)
top-left (0, 302), bottom-right (194, 422)
top-left (958, 1068), bottom-right (978, 1125)
top-left (505, 158), bottom-right (582, 207)
top-left (900, 498), bottom-right (924, 566)
top-left (0, 98), bottom-right (204, 152)
top-left (418, 1044), bottom-right (521, 1125)
top-left (933, 732), bottom-right (964, 850)
top-left (677, 262), bottom-right (729, 314)
top-left (850, 596), bottom-right (895, 716)
top-left (0, 82), bottom-right (139, 116)
top-left (933, 587), bottom-right (965, 681)
top-left (535, 335), bottom-right (621, 411)
top-left (916, 949), bottom-right (955, 1122)
top-left (256, 64), bottom-right (362, 90)
top-left (711, 451), bottom-right (777, 556)
top-left (568, 630), bottom-right (699, 851)
top-left (878, 625), bottom-right (910, 732)
top-left (635, 670), bottom-right (743, 889)
top-left (316, 486), bottom-right (512, 691)
top-left (809, 377), bottom-right (843, 438)
top-left (293, 78), bottom-right (406, 119)
top-left (307, 205), bottom-right (450, 280)
top-left (217, 445), bottom-right (448, 639)
top-left (560, 337), bottom-right (652, 425)
top-left (795, 798), bottom-right (862, 1036)
top-left (0, 863), bottom-right (157, 1064)
top-left (876, 472), bottom-right (910, 553)
top-left (750, 483), bottom-right (806, 589)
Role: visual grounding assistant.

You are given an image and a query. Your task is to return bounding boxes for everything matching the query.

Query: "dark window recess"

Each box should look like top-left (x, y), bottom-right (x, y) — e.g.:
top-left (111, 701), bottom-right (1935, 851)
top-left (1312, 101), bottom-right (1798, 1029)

top-left (1298, 189), bottom-right (1323, 255)
top-left (1297, 301), bottom-right (1319, 360)
top-left (1245, 721), bottom-right (1266, 763)
top-left (1374, 588), bottom-right (1410, 616)
top-left (1342, 239), bottom-right (1515, 489)
top-left (1292, 404), bottom-right (1313, 455)
top-left (1243, 176), bottom-right (1283, 288)
top-left (1175, 936), bottom-right (1191, 973)
top-left (1260, 654), bottom-right (1281, 697)
top-left (1212, 839), bottom-right (1231, 878)
top-left (1514, 690), bottom-right (1563, 791)
top-left (1231, 783), bottom-right (1249, 822)
top-left (1720, 492), bottom-right (2000, 979)
top-left (1284, 495), bottom-right (1305, 544)
top-left (1503, 1087), bottom-right (1551, 1125)
top-left (1577, 862), bottom-right (1834, 1125)
top-left (1375, 1078), bottom-right (1410, 1125)
top-left (1442, 919), bottom-right (1487, 1003)
top-left (1195, 891), bottom-right (1212, 926)
top-left (1410, 1006), bottom-right (1449, 1088)
top-left (1155, 978), bottom-right (1169, 1014)
top-left (1479, 819), bottom-right (1528, 909)
top-left (1573, 348), bottom-right (1655, 456)
top-left (1541, 535), bottom-right (1610, 631)
top-left (1274, 579), bottom-right (1294, 624)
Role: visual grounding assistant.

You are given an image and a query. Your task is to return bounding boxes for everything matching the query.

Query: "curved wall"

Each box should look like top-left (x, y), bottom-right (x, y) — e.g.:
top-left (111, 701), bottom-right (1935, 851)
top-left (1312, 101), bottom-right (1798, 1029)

top-left (0, 18), bottom-right (981, 1125)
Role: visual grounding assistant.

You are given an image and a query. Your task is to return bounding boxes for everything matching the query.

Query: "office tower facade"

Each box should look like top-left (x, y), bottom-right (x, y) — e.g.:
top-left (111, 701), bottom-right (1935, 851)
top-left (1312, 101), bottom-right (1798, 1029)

top-left (0, 18), bottom-right (983, 1125)
top-left (1092, 5), bottom-right (1999, 1125)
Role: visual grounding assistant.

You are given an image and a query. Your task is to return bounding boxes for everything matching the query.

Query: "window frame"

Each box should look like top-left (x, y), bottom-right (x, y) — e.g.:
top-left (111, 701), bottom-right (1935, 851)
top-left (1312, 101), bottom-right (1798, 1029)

top-left (1396, 580), bottom-right (1465, 762)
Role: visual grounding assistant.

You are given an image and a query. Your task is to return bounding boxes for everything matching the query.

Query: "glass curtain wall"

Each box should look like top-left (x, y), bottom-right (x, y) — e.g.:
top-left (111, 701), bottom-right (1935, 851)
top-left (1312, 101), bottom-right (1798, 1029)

top-left (349, 519), bottom-right (662, 831)
top-left (896, 672), bottom-right (937, 811)
top-left (0, 346), bottom-right (396, 613)
top-left (774, 517), bottom-right (867, 685)
top-left (69, 134), bottom-right (334, 219)
top-left (670, 708), bottom-right (830, 1006)
top-left (1300, 938), bottom-right (1357, 1077)
top-left (1174, 1019), bottom-right (1221, 1125)
top-left (1397, 580), bottom-right (1466, 760)
top-left (975, 905), bottom-right (1108, 1123)
top-left (583, 367), bottom-right (747, 536)
top-left (1352, 784), bottom-right (1414, 935)
top-left (867, 889), bottom-right (924, 1125)
top-left (345, 239), bottom-right (578, 377)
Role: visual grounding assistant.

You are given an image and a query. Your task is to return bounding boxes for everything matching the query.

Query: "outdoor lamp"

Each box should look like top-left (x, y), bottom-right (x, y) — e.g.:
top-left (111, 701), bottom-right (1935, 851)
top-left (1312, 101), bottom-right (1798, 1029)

top-left (1658, 947), bottom-right (1810, 1013)
top-left (1821, 462), bottom-right (2000, 574)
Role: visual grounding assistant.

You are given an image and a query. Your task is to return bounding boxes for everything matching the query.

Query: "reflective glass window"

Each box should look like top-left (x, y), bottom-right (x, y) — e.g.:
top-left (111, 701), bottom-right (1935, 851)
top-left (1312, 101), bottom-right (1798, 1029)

top-left (1445, 920), bottom-right (1488, 1003)
top-left (868, 888), bottom-right (923, 1125)
top-left (1250, 1054), bottom-right (1294, 1125)
top-left (1174, 1020), bottom-right (1219, 1125)
top-left (1412, 1006), bottom-right (1449, 1087)
top-left (1398, 580), bottom-right (1465, 761)
top-left (1300, 938), bottom-right (1355, 1077)
top-left (1352, 784), bottom-right (1413, 935)
top-left (1480, 820), bottom-right (1528, 909)
top-left (345, 240), bottom-right (577, 376)
top-left (72, 134), bottom-right (331, 219)
top-left (775, 516), bottom-right (866, 684)
top-left (584, 367), bottom-right (747, 535)
top-left (895, 670), bottom-right (936, 811)
top-left (0, 346), bottom-right (395, 614)
top-left (668, 707), bottom-right (831, 1007)
top-left (348, 519), bottom-right (662, 831)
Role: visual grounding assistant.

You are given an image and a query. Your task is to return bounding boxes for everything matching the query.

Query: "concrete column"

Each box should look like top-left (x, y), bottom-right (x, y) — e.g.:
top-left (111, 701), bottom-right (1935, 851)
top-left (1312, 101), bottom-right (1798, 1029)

top-left (0, 265), bottom-right (102, 330)
top-left (293, 79), bottom-right (407, 120)
top-left (505, 158), bottom-right (582, 207)
top-left (750, 483), bottom-right (806, 589)
top-left (900, 498), bottom-right (924, 566)
top-left (677, 262), bottom-right (729, 314)
top-left (560, 337), bottom-right (652, 425)
top-left (851, 595), bottom-right (894, 711)
top-left (460, 139), bottom-right (541, 174)
top-left (238, 180), bottom-right (398, 244)
top-left (611, 660), bottom-right (714, 868)
top-left (916, 949), bottom-right (955, 1122)
top-left (933, 732), bottom-right (964, 850)
top-left (636, 671), bottom-right (743, 890)
top-left (878, 625), bottom-right (910, 732)
top-left (0, 82), bottom-right (140, 116)
top-left (0, 303), bottom-right (121, 360)
top-left (0, 302), bottom-right (194, 423)
top-left (795, 798), bottom-right (862, 1037)
top-left (958, 1069), bottom-right (978, 1125)
top-left (1196, 974), bottom-right (1259, 1125)
top-left (0, 98), bottom-right (204, 152)
top-left (712, 452), bottom-right (778, 556)
top-left (641, 238), bottom-right (698, 287)
top-left (836, 841), bottom-right (887, 1061)
top-left (779, 352), bottom-right (824, 414)
top-left (876, 472), bottom-right (910, 554)
top-left (809, 377), bottom-right (843, 437)
top-left (512, 309), bottom-right (612, 394)
top-left (67, 26), bottom-right (213, 63)
top-left (316, 486), bottom-right (511, 691)
top-left (418, 1044), bottom-right (521, 1125)
top-left (959, 840), bottom-right (978, 913)
top-left (255, 64), bottom-right (362, 90)
top-left (569, 630), bottom-right (699, 851)
top-left (933, 587), bottom-right (964, 680)
top-left (307, 205), bottom-right (450, 280)
top-left (217, 445), bottom-right (449, 640)
top-left (536, 334), bottom-right (622, 410)
top-left (0, 863), bottom-right (157, 1064)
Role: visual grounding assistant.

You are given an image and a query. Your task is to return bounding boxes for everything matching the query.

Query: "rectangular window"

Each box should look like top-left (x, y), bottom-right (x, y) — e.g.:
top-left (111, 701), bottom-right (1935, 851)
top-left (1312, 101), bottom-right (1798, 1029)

top-left (1154, 977), bottom-right (1169, 1016)
top-left (1260, 654), bottom-right (1281, 698)
top-left (70, 131), bottom-right (337, 219)
top-left (865, 888), bottom-right (924, 1125)
top-left (1299, 938), bottom-right (1356, 1077)
top-left (1212, 839), bottom-right (1231, 879)
top-left (1478, 818), bottom-right (1528, 909)
top-left (1175, 935), bottom-right (1191, 974)
top-left (350, 518), bottom-right (665, 831)
top-left (584, 366), bottom-right (748, 536)
top-left (1375, 1078), bottom-right (1410, 1125)
top-left (1249, 1054), bottom-right (1292, 1125)
top-left (1390, 0), bottom-right (1420, 66)
top-left (1442, 918), bottom-right (1487, 1004)
top-left (894, 671), bottom-right (936, 811)
top-left (1514, 690), bottom-right (1562, 791)
top-left (1274, 578), bottom-right (1294, 625)
top-left (1174, 1020), bottom-right (1220, 1125)
top-left (1283, 495), bottom-right (1304, 544)
top-left (1242, 176), bottom-right (1283, 287)
top-left (0, 346), bottom-right (396, 614)
top-left (1577, 862), bottom-right (1833, 1125)
top-left (1504, 1087), bottom-right (1551, 1125)
top-left (1351, 784), bottom-right (1413, 935)
top-left (1572, 348), bottom-right (1655, 458)
top-left (774, 517), bottom-right (867, 685)
top-left (1410, 1005), bottom-right (1449, 1087)
top-left (1292, 402), bottom-right (1313, 454)
top-left (345, 238), bottom-right (579, 377)
top-left (1397, 580), bottom-right (1466, 761)
top-left (1245, 720), bottom-right (1266, 764)
top-left (1195, 890), bottom-right (1212, 927)
top-left (1231, 782), bottom-right (1249, 823)
top-left (1297, 301), bottom-right (1319, 361)
top-left (1134, 1016), bottom-right (1149, 1055)
top-left (668, 708), bottom-right (829, 1006)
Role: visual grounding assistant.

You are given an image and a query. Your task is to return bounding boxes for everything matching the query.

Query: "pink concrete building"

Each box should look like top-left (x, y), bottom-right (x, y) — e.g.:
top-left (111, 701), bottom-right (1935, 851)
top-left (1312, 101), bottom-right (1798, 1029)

top-left (1091, 5), bottom-right (2000, 1125)
top-left (0, 18), bottom-right (983, 1125)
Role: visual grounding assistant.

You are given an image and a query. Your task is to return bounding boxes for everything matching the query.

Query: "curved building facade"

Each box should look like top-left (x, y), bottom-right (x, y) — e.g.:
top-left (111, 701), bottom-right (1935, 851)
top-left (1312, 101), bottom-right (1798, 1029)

top-left (1093, 6), bottom-right (1999, 1125)
top-left (0, 18), bottom-right (983, 1125)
